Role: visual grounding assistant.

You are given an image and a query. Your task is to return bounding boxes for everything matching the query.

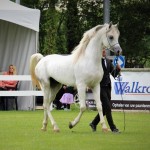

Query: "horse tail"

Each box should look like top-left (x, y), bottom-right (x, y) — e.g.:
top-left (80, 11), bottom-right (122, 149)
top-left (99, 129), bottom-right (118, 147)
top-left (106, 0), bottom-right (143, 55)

top-left (30, 53), bottom-right (43, 89)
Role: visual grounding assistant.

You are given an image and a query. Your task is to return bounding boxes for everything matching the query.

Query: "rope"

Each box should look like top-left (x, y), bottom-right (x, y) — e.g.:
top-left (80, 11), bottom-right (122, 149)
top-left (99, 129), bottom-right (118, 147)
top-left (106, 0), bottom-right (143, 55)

top-left (114, 56), bottom-right (126, 132)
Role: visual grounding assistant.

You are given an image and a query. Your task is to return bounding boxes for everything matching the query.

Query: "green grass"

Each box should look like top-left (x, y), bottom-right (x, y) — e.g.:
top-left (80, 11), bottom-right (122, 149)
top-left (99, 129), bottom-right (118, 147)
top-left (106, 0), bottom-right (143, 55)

top-left (0, 106), bottom-right (150, 150)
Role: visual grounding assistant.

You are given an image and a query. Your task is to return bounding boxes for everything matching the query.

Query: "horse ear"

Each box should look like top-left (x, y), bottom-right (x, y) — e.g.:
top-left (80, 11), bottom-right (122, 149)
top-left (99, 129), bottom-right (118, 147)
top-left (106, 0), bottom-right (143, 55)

top-left (95, 25), bottom-right (103, 32)
top-left (115, 22), bottom-right (119, 27)
top-left (109, 21), bottom-right (113, 28)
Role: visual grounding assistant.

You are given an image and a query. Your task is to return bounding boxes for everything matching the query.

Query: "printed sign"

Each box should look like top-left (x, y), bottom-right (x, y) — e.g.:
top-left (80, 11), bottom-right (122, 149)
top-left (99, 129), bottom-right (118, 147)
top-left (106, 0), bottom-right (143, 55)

top-left (111, 72), bottom-right (150, 110)
top-left (113, 55), bottom-right (125, 68)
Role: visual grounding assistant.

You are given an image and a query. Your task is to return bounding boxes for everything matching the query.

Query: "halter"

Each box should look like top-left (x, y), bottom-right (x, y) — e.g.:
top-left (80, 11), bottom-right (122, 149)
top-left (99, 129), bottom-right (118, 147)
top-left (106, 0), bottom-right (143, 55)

top-left (106, 33), bottom-right (119, 54)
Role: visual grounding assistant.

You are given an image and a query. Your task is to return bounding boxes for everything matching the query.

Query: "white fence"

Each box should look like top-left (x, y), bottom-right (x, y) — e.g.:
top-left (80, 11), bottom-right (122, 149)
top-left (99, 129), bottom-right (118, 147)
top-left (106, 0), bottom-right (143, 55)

top-left (0, 75), bottom-right (43, 96)
top-left (0, 75), bottom-right (43, 110)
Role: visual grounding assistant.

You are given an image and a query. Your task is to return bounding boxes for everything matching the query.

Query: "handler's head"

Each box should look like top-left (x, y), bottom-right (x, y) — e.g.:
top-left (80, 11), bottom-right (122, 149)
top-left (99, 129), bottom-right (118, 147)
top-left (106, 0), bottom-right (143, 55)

top-left (102, 49), bottom-right (107, 58)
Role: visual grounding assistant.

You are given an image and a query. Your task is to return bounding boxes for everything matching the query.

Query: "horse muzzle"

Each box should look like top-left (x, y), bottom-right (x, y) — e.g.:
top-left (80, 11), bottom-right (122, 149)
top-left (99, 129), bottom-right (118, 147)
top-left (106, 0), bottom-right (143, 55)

top-left (113, 44), bottom-right (122, 56)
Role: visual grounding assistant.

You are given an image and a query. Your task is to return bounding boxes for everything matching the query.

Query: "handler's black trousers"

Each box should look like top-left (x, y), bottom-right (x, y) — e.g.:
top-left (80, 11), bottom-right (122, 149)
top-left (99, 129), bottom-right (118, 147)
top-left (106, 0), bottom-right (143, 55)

top-left (91, 85), bottom-right (117, 131)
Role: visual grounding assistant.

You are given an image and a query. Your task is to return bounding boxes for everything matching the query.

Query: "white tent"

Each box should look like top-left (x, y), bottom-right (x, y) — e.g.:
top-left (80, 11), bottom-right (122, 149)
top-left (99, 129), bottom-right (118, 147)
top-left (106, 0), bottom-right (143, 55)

top-left (0, 0), bottom-right (40, 110)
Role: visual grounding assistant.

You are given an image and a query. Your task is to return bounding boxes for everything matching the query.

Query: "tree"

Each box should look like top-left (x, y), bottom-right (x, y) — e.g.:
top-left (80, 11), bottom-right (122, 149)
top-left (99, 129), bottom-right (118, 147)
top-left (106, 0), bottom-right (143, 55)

top-left (19, 0), bottom-right (150, 67)
top-left (78, 0), bottom-right (103, 30)
top-left (65, 0), bottom-right (104, 53)
top-left (21, 0), bottom-right (67, 55)
top-left (41, 0), bottom-right (58, 55)
top-left (65, 0), bottom-right (80, 53)
top-left (111, 0), bottom-right (150, 67)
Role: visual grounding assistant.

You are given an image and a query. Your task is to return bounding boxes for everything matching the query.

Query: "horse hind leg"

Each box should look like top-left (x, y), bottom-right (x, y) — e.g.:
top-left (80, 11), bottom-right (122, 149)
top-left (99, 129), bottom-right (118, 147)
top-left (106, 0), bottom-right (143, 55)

top-left (41, 85), bottom-right (49, 131)
top-left (36, 82), bottom-right (48, 131)
top-left (42, 97), bottom-right (56, 131)
top-left (42, 91), bottom-right (60, 132)
top-left (42, 81), bottom-right (62, 132)
top-left (41, 108), bottom-right (48, 131)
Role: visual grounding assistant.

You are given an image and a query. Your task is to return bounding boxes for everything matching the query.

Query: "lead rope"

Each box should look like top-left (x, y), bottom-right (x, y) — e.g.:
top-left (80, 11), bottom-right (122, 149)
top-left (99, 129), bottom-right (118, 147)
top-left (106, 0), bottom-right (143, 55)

top-left (114, 56), bottom-right (126, 132)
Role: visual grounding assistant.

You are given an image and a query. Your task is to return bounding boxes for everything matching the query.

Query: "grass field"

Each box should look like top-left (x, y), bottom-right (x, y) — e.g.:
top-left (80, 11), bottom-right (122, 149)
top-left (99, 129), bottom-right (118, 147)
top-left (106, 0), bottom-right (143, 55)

top-left (0, 106), bottom-right (150, 150)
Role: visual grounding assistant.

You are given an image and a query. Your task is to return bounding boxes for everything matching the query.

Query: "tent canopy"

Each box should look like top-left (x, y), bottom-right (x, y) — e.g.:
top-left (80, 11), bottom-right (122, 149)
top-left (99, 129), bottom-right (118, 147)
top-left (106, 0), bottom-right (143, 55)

top-left (0, 0), bottom-right (40, 31)
top-left (0, 0), bottom-right (40, 110)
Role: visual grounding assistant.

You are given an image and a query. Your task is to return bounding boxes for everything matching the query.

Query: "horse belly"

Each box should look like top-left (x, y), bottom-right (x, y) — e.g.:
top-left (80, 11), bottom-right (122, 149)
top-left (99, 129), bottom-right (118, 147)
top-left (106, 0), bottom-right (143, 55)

top-left (46, 60), bottom-right (75, 86)
top-left (51, 69), bottom-right (75, 86)
top-left (86, 73), bottom-right (103, 87)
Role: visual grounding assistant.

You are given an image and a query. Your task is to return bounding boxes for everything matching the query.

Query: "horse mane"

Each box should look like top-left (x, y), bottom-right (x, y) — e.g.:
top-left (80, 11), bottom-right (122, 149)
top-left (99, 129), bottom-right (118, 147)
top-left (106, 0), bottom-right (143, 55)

top-left (72, 25), bottom-right (104, 63)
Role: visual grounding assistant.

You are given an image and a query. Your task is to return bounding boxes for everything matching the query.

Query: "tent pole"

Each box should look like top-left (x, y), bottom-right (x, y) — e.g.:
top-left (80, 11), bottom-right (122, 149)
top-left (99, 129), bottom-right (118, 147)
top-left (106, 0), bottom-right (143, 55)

top-left (15, 0), bottom-right (20, 4)
top-left (103, 0), bottom-right (110, 56)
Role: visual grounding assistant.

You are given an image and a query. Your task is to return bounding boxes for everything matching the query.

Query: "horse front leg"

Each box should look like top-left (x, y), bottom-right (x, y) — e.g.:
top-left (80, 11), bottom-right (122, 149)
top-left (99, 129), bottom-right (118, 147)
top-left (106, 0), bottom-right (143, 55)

top-left (69, 84), bottom-right (86, 129)
top-left (92, 85), bottom-right (107, 130)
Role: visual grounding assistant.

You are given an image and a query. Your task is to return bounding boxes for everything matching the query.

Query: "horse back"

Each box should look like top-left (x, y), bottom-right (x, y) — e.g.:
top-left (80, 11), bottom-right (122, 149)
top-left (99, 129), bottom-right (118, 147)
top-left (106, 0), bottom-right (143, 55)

top-left (35, 54), bottom-right (76, 86)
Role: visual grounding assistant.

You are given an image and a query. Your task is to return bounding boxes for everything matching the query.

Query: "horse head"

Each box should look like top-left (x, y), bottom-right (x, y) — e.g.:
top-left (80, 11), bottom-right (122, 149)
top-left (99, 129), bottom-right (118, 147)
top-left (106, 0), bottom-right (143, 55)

top-left (100, 22), bottom-right (122, 56)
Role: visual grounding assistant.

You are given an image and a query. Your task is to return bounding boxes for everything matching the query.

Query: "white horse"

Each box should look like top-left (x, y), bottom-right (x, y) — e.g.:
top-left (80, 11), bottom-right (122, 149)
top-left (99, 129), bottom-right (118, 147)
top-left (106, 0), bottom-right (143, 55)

top-left (30, 22), bottom-right (122, 132)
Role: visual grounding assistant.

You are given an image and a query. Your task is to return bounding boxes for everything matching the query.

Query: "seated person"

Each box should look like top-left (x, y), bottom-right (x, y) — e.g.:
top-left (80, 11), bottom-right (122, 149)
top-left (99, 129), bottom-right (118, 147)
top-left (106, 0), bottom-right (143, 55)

top-left (0, 65), bottom-right (18, 110)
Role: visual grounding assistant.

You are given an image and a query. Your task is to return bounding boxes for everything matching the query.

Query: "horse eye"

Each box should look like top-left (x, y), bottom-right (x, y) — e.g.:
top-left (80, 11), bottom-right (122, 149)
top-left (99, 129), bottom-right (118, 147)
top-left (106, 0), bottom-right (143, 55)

top-left (109, 35), bottom-right (114, 40)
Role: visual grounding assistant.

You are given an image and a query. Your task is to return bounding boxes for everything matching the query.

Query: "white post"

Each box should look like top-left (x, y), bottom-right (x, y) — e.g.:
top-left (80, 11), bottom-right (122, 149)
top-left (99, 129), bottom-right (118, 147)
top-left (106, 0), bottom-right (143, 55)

top-left (103, 0), bottom-right (110, 56)
top-left (15, 0), bottom-right (20, 4)
top-left (103, 0), bottom-right (110, 24)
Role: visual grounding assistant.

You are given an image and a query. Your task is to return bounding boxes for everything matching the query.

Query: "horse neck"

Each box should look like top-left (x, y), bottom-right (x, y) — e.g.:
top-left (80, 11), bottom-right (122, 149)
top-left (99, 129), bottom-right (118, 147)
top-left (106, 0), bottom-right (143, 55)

top-left (85, 35), bottom-right (103, 64)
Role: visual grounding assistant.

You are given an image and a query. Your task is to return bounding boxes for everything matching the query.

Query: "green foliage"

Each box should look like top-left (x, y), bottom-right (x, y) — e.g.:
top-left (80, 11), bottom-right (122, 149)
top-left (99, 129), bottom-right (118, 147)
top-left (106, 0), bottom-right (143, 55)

top-left (111, 0), bottom-right (150, 67)
top-left (65, 0), bottom-right (104, 53)
top-left (21, 0), bottom-right (40, 8)
top-left (78, 0), bottom-right (103, 30)
top-left (0, 110), bottom-right (150, 150)
top-left (65, 0), bottom-right (80, 53)
top-left (20, 0), bottom-right (150, 67)
top-left (42, 2), bottom-right (58, 55)
top-left (21, 0), bottom-right (67, 55)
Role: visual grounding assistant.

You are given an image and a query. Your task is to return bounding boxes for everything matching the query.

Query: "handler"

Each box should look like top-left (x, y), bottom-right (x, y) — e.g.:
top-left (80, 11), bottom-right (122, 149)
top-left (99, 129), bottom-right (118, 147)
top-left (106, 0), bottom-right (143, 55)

top-left (89, 49), bottom-right (121, 133)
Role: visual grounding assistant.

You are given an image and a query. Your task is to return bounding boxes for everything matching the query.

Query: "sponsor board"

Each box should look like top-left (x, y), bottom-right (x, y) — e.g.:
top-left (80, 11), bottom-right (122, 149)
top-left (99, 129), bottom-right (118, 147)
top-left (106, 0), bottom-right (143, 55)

top-left (111, 71), bottom-right (150, 110)
top-left (111, 100), bottom-right (150, 110)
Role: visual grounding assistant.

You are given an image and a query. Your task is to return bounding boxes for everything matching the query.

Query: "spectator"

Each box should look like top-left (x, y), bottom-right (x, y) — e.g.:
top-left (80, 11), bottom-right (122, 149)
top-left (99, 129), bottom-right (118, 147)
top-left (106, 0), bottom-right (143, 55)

top-left (60, 85), bottom-right (74, 111)
top-left (0, 65), bottom-right (18, 110)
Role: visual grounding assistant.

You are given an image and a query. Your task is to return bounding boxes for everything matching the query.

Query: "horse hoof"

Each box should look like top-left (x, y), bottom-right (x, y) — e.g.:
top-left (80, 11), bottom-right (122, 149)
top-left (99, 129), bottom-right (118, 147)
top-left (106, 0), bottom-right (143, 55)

top-left (102, 128), bottom-right (111, 133)
top-left (53, 128), bottom-right (60, 132)
top-left (41, 128), bottom-right (47, 131)
top-left (69, 122), bottom-right (73, 129)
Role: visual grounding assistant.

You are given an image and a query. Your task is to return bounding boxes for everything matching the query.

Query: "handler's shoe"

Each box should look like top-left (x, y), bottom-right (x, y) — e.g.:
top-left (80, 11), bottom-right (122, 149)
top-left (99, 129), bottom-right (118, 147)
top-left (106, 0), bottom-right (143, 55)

top-left (89, 123), bottom-right (97, 132)
top-left (112, 128), bottom-right (121, 134)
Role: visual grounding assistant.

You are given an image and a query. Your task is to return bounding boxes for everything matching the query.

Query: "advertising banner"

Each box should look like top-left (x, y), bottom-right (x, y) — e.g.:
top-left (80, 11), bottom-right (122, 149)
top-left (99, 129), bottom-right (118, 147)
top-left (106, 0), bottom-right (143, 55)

top-left (111, 71), bottom-right (150, 110)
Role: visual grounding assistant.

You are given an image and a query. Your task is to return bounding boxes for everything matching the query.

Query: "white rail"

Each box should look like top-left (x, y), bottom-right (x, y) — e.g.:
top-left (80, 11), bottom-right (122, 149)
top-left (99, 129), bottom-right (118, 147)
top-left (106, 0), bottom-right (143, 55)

top-left (0, 75), bottom-right (43, 96)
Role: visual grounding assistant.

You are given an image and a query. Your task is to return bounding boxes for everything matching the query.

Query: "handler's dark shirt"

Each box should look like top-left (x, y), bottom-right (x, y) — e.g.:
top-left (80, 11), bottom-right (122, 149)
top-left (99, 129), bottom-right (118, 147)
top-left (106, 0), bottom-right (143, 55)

top-left (100, 58), bottom-right (120, 87)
